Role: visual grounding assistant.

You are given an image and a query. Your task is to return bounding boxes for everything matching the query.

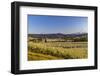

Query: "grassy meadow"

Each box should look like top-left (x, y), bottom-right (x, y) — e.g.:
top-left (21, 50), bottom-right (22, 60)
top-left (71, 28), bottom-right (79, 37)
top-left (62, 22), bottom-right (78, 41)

top-left (28, 37), bottom-right (88, 61)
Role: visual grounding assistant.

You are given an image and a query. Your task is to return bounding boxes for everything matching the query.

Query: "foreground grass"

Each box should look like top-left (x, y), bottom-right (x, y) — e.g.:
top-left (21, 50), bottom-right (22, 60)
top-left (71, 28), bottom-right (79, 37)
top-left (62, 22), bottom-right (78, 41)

top-left (28, 41), bottom-right (88, 61)
top-left (28, 51), bottom-right (62, 61)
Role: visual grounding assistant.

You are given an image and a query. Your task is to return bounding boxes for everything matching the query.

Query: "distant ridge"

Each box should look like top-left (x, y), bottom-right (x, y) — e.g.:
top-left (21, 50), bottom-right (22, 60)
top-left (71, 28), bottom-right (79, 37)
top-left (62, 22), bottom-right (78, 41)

top-left (28, 33), bottom-right (87, 39)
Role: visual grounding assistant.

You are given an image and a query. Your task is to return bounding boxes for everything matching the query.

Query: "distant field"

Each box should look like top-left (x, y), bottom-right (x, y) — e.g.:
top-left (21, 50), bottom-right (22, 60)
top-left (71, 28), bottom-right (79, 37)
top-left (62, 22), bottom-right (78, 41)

top-left (28, 40), bottom-right (88, 61)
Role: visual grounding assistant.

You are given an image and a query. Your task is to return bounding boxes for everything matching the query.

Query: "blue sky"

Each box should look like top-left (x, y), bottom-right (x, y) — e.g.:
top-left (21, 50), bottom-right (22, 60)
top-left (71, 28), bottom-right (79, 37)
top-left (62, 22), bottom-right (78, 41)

top-left (28, 15), bottom-right (88, 34)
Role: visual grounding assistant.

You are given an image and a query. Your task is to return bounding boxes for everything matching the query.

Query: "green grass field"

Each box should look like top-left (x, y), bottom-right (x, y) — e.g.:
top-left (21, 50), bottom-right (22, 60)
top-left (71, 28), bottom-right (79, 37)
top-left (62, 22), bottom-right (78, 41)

top-left (28, 41), bottom-right (88, 61)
